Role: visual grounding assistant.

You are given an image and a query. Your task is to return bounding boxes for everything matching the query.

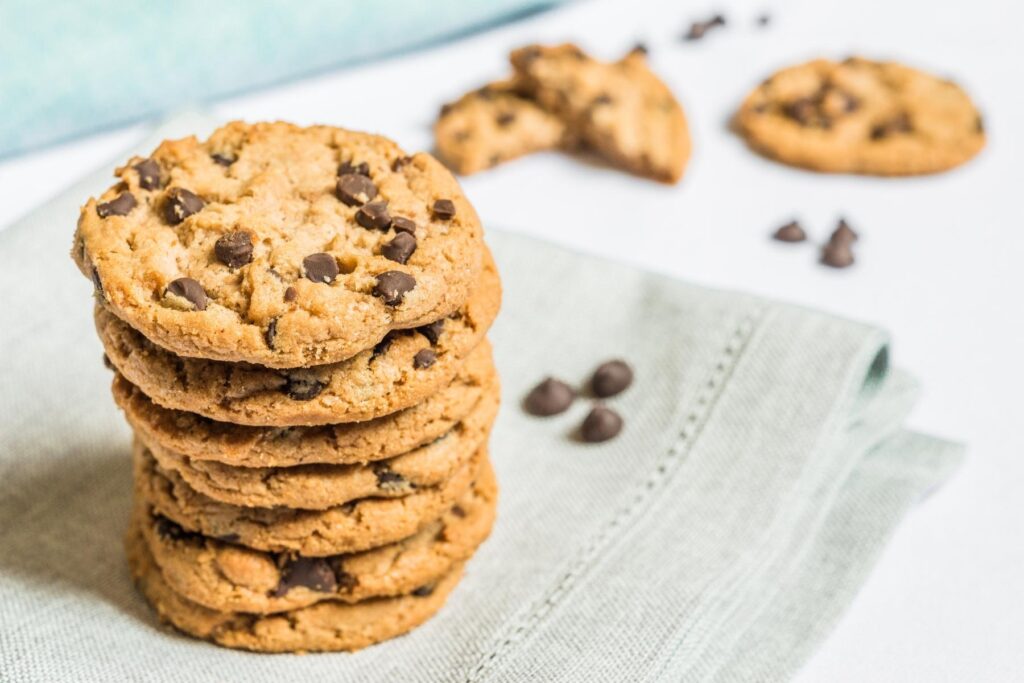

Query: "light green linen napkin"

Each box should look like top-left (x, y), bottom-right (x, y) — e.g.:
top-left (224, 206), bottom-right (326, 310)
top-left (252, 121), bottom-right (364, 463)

top-left (0, 115), bottom-right (961, 682)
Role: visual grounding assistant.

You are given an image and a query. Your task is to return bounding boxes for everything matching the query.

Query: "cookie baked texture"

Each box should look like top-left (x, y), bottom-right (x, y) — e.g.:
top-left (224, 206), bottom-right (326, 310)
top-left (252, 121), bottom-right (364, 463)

top-left (434, 79), bottom-right (571, 175)
top-left (139, 459), bottom-right (497, 613)
top-left (509, 44), bottom-right (691, 183)
top-left (136, 438), bottom-right (484, 556)
top-left (734, 57), bottom-right (986, 175)
top-left (112, 347), bottom-right (498, 467)
top-left (73, 121), bottom-right (485, 368)
top-left (139, 389), bottom-right (497, 509)
top-left (97, 250), bottom-right (499, 427)
top-left (127, 524), bottom-right (463, 653)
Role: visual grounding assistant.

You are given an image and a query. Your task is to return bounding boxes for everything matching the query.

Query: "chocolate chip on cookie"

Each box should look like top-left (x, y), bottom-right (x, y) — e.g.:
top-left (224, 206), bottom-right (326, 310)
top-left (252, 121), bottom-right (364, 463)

top-left (392, 155), bottom-right (412, 171)
top-left (413, 348), bottom-right (437, 369)
top-left (284, 286), bottom-right (297, 302)
top-left (412, 583), bottom-right (437, 597)
top-left (274, 557), bottom-right (338, 596)
top-left (432, 199), bottom-right (456, 220)
top-left (591, 360), bottom-right (633, 398)
top-left (285, 373), bottom-right (326, 401)
top-left (373, 465), bottom-right (409, 491)
top-left (373, 271), bottom-right (416, 305)
top-left (211, 153), bottom-right (235, 166)
top-left (524, 377), bottom-right (575, 416)
top-left (96, 192), bottom-right (137, 218)
top-left (391, 216), bottom-right (417, 235)
top-left (871, 112), bottom-right (912, 140)
top-left (580, 405), bottom-right (624, 442)
top-left (355, 201), bottom-right (392, 230)
top-left (302, 253), bottom-right (340, 284)
top-left (163, 188), bottom-right (205, 225)
top-left (154, 515), bottom-right (200, 543)
top-left (382, 232), bottom-right (417, 264)
top-left (164, 278), bottom-right (208, 311)
top-left (416, 319), bottom-right (444, 345)
top-left (134, 158), bottom-right (162, 190)
top-left (338, 160), bottom-right (370, 177)
top-left (264, 318), bottom-right (278, 349)
top-left (214, 231), bottom-right (254, 268)
top-left (773, 220), bottom-right (807, 242)
top-left (336, 173), bottom-right (378, 207)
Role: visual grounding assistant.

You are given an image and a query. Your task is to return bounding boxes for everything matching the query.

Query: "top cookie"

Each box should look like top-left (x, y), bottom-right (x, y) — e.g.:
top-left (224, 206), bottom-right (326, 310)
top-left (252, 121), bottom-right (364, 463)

top-left (509, 44), bottom-right (691, 183)
top-left (735, 57), bottom-right (985, 175)
top-left (73, 121), bottom-right (485, 368)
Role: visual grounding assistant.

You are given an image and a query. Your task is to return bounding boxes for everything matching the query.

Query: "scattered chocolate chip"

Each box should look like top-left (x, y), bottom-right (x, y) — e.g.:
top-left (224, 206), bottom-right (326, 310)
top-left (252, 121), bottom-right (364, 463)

top-left (374, 465), bottom-right (408, 490)
top-left (821, 241), bottom-right (855, 268)
top-left (391, 216), bottom-right (417, 235)
top-left (870, 112), bottom-right (912, 140)
top-left (133, 159), bottom-right (161, 190)
top-left (830, 218), bottom-right (859, 244)
top-left (264, 318), bottom-right (278, 349)
top-left (163, 188), bottom-right (205, 224)
top-left (336, 173), bottom-right (378, 206)
top-left (165, 277), bottom-right (208, 311)
top-left (413, 348), bottom-right (437, 369)
top-left (284, 286), bottom-right (297, 303)
top-left (683, 14), bottom-right (726, 41)
top-left (432, 199), bottom-right (456, 220)
top-left (580, 405), bottom-right (624, 442)
top-left (356, 201), bottom-right (392, 230)
top-left (392, 156), bottom-right (412, 172)
top-left (412, 584), bottom-right (436, 597)
top-left (416, 319), bottom-right (444, 345)
top-left (285, 374), bottom-right (326, 401)
top-left (211, 153), bottom-right (235, 166)
top-left (382, 232), bottom-right (417, 264)
top-left (96, 192), bottom-right (136, 218)
top-left (450, 505), bottom-right (466, 518)
top-left (496, 111), bottom-right (516, 127)
top-left (303, 253), bottom-right (340, 284)
top-left (214, 231), bottom-right (254, 268)
top-left (373, 271), bottom-right (416, 305)
top-left (757, 14), bottom-right (771, 26)
top-left (215, 533), bottom-right (241, 543)
top-left (773, 220), bottom-right (807, 242)
top-left (338, 160), bottom-right (370, 177)
top-left (274, 557), bottom-right (337, 596)
top-left (524, 378), bottom-right (575, 416)
top-left (591, 360), bottom-right (633, 398)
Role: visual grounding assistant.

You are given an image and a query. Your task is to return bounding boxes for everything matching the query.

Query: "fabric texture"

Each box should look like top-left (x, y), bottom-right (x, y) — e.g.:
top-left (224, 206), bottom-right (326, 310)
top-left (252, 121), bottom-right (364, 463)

top-left (0, 114), bottom-right (962, 681)
top-left (0, 0), bottom-right (557, 158)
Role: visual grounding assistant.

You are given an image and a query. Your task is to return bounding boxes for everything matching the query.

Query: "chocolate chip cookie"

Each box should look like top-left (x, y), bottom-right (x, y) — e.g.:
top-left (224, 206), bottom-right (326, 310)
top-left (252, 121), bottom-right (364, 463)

top-left (73, 121), bottom-right (486, 368)
top-left (509, 44), bottom-right (691, 183)
top-left (135, 438), bottom-right (484, 556)
top-left (127, 523), bottom-right (464, 653)
top-left (97, 249), bottom-right (499, 427)
top-left (434, 79), bottom-right (572, 175)
top-left (138, 459), bottom-right (496, 613)
top-left (735, 57), bottom-right (985, 175)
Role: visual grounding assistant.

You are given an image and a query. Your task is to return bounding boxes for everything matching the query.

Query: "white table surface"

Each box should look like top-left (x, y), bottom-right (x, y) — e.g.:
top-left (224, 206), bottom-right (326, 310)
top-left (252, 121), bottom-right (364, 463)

top-left (1, 0), bottom-right (1021, 680)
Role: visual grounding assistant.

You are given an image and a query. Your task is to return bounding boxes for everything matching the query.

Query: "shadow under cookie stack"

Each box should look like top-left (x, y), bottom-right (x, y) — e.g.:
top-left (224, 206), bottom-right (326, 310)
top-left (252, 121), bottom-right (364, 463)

top-left (71, 122), bottom-right (501, 653)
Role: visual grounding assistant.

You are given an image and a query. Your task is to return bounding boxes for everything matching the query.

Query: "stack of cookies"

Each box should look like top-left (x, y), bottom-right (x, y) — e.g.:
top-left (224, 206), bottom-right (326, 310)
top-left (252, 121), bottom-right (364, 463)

top-left (71, 121), bottom-right (501, 652)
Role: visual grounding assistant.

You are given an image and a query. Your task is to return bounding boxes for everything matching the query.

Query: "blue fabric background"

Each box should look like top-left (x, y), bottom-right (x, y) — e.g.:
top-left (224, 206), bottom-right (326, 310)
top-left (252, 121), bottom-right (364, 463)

top-left (0, 0), bottom-right (556, 158)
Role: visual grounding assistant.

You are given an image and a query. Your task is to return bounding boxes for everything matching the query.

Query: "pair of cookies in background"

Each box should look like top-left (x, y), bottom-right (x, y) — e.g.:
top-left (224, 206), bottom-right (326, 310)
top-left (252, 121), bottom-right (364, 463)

top-left (435, 44), bottom-right (691, 184)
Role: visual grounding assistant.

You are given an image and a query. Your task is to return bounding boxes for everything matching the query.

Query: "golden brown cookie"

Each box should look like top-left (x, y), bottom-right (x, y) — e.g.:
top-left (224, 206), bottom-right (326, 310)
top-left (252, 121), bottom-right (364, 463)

top-left (135, 438), bottom-right (484, 556)
top-left (434, 79), bottom-right (572, 175)
top-left (510, 44), bottom-right (691, 183)
top-left (72, 121), bottom-right (486, 368)
top-left (97, 250), bottom-right (499, 427)
top-left (734, 57), bottom-right (986, 175)
top-left (111, 346), bottom-right (498, 467)
top-left (138, 459), bottom-right (497, 613)
top-left (127, 523), bottom-right (464, 653)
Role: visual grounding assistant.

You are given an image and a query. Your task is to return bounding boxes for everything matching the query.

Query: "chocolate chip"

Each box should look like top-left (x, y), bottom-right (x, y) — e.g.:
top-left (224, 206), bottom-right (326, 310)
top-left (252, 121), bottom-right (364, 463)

top-left (830, 218), bottom-right (859, 244)
top-left (284, 286), bottom-right (297, 302)
top-left (133, 159), bottom-right (161, 190)
top-left (336, 173), bottom-right (378, 206)
top-left (102, 353), bottom-right (114, 370)
top-left (382, 232), bottom-right (417, 264)
top-left (355, 201), bottom-right (392, 230)
top-left (975, 115), bottom-right (985, 134)
top-left (165, 277), bottom-right (208, 310)
top-left (371, 331), bottom-right (397, 359)
top-left (450, 505), bottom-right (466, 518)
top-left (211, 153), bottom-right (235, 166)
top-left (332, 567), bottom-right (358, 591)
top-left (786, 98), bottom-right (820, 126)
top-left (580, 405), bottom-right (624, 442)
top-left (496, 111), bottom-right (516, 127)
top-left (215, 533), bottom-right (241, 543)
top-left (274, 557), bottom-right (337, 596)
top-left (338, 160), bottom-right (370, 177)
top-left (630, 42), bottom-right (649, 55)
top-left (432, 199), bottom-right (456, 220)
top-left (439, 102), bottom-right (453, 117)
top-left (524, 377), bottom-right (575, 416)
top-left (413, 348), bottom-right (437, 369)
top-left (91, 267), bottom-right (105, 298)
top-left (264, 318), bottom-right (278, 349)
top-left (412, 584), bottom-right (436, 597)
top-left (285, 374), bottom-right (326, 401)
top-left (163, 188), bottom-right (205, 224)
top-left (416, 319), bottom-right (444, 345)
top-left (154, 515), bottom-right (198, 543)
top-left (303, 253), bottom-right (340, 284)
top-left (373, 271), bottom-right (416, 305)
top-left (773, 220), bottom-right (807, 242)
top-left (683, 15), bottom-right (726, 41)
top-left (214, 231), bottom-right (254, 268)
top-left (391, 216), bottom-right (417, 235)
top-left (374, 465), bottom-right (408, 490)
top-left (392, 156), bottom-right (412, 171)
top-left (821, 242), bottom-right (855, 268)
top-left (870, 112), bottom-right (912, 140)
top-left (591, 360), bottom-right (633, 398)
top-left (96, 192), bottom-right (136, 218)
